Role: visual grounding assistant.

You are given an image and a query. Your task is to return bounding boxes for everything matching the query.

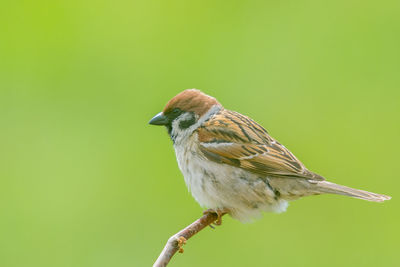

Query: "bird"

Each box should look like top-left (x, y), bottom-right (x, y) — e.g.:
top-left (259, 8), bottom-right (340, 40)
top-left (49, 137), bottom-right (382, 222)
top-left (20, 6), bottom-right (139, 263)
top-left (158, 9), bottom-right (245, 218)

top-left (149, 89), bottom-right (391, 223)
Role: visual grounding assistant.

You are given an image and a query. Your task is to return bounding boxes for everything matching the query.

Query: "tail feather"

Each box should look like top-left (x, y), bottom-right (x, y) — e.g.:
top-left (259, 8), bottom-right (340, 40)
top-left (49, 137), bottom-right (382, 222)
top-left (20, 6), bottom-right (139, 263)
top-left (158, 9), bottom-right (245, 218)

top-left (316, 181), bottom-right (391, 202)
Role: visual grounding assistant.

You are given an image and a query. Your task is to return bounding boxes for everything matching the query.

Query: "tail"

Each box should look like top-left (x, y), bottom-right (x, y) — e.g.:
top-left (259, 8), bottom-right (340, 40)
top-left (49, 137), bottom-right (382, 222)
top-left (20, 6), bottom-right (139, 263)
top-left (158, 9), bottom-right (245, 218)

top-left (315, 181), bottom-right (391, 202)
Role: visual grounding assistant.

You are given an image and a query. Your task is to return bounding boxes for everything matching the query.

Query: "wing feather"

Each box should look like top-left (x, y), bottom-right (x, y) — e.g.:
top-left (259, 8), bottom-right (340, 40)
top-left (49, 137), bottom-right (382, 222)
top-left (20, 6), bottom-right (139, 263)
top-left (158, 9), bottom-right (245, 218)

top-left (197, 110), bottom-right (324, 181)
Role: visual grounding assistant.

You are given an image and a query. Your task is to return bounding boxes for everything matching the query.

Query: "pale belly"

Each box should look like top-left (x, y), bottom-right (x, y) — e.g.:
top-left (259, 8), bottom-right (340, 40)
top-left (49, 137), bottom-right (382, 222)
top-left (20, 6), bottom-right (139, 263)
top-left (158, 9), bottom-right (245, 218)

top-left (174, 140), bottom-right (288, 222)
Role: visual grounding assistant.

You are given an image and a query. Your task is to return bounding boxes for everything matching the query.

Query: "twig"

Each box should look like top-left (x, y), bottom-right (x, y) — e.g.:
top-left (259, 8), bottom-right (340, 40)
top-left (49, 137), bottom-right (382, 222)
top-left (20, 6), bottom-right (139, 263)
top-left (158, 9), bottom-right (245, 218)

top-left (153, 212), bottom-right (226, 267)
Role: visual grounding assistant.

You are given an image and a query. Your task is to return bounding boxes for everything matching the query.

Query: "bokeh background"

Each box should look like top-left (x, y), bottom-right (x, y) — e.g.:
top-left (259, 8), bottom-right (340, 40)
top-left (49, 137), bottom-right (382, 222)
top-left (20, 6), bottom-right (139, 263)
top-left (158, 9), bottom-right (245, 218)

top-left (1, 1), bottom-right (399, 266)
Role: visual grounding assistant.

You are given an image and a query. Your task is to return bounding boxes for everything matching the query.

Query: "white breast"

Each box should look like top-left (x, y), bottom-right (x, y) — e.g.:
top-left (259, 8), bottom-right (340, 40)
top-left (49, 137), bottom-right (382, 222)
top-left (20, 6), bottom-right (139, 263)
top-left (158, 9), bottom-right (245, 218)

top-left (173, 133), bottom-right (288, 222)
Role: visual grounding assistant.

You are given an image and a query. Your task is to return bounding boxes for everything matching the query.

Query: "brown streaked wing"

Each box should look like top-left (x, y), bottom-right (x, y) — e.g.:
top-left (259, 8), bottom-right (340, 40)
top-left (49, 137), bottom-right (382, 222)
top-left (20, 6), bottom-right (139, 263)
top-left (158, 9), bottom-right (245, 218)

top-left (197, 110), bottom-right (324, 181)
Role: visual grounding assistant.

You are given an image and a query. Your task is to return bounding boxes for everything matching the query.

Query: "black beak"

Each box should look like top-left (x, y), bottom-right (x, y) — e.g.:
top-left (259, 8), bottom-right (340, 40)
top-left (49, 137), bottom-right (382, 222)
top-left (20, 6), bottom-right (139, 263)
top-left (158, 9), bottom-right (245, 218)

top-left (149, 112), bottom-right (169, 126)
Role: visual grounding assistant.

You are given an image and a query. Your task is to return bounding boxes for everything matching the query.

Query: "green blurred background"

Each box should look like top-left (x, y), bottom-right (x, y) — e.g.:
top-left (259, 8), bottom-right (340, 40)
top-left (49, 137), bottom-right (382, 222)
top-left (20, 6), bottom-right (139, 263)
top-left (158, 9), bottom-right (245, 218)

top-left (0, 0), bottom-right (399, 266)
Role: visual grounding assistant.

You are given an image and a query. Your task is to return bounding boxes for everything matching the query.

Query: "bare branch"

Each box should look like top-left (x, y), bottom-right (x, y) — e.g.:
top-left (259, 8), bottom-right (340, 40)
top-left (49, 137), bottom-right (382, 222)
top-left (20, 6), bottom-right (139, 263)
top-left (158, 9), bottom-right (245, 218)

top-left (153, 212), bottom-right (226, 267)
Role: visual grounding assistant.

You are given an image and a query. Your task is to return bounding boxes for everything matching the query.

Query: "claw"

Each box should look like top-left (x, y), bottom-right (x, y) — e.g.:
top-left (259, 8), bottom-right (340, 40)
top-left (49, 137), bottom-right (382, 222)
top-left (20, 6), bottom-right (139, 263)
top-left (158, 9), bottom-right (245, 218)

top-left (203, 209), bottom-right (229, 226)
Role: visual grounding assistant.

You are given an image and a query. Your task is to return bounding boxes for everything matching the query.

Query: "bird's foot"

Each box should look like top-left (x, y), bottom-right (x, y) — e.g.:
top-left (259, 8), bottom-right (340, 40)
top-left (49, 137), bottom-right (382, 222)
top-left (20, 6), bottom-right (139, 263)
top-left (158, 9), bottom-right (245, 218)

top-left (203, 208), bottom-right (229, 226)
top-left (176, 236), bottom-right (187, 253)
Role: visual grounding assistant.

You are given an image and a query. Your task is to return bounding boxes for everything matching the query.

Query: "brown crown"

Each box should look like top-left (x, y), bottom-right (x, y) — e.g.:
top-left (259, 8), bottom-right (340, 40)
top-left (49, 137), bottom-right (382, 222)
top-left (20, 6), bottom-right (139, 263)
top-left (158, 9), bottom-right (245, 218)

top-left (163, 89), bottom-right (221, 116)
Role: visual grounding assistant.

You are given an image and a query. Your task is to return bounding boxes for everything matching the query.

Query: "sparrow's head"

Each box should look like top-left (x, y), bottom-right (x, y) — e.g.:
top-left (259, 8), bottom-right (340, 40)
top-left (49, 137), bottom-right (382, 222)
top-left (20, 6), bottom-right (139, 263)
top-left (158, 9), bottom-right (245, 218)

top-left (149, 89), bottom-right (222, 140)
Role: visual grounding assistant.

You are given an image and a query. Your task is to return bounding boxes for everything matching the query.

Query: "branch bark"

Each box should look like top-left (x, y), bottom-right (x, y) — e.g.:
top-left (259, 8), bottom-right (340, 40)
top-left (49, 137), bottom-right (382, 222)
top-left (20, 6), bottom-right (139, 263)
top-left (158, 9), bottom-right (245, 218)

top-left (153, 212), bottom-right (226, 267)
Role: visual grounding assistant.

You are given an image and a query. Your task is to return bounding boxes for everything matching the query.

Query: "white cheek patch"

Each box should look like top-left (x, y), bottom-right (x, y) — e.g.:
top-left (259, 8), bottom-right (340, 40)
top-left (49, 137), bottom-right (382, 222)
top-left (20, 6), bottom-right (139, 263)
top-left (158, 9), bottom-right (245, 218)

top-left (177, 112), bottom-right (196, 128)
top-left (171, 113), bottom-right (199, 142)
top-left (171, 105), bottom-right (222, 145)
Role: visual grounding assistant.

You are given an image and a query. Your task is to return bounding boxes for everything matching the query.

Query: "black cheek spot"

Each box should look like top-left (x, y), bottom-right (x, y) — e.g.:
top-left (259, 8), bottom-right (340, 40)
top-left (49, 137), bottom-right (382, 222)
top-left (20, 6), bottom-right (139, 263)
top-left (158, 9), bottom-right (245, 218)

top-left (179, 114), bottom-right (196, 129)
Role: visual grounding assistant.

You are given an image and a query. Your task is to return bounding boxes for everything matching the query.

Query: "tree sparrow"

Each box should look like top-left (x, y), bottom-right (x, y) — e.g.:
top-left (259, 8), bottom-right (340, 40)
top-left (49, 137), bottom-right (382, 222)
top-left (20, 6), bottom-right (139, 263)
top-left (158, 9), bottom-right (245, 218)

top-left (149, 89), bottom-right (391, 222)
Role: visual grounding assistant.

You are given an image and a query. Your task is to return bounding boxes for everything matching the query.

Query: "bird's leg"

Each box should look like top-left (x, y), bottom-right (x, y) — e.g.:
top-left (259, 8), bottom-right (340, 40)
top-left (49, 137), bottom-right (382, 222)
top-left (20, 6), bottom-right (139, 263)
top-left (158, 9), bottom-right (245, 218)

top-left (203, 208), bottom-right (229, 226)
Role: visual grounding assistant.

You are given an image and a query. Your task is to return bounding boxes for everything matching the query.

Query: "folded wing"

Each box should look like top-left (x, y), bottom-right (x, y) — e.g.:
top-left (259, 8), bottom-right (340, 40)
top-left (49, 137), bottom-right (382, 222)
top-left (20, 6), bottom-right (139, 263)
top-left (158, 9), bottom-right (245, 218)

top-left (197, 110), bottom-right (324, 181)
